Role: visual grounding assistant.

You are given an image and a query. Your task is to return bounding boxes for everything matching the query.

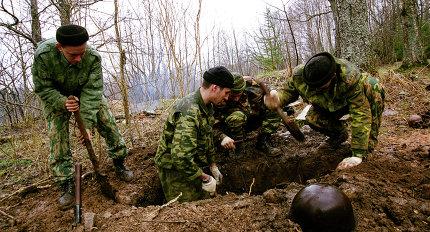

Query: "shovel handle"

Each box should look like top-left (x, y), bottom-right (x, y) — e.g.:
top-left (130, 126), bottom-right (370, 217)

top-left (69, 96), bottom-right (100, 172)
top-left (257, 81), bottom-right (305, 142)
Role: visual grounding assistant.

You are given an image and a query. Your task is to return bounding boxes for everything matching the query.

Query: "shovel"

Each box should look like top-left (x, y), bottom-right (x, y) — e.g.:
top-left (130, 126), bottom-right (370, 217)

top-left (71, 101), bottom-right (117, 200)
top-left (257, 81), bottom-right (306, 142)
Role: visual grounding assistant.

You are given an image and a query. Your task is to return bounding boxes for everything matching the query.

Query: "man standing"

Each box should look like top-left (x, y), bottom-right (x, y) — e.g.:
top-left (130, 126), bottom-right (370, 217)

top-left (32, 24), bottom-right (133, 209)
top-left (155, 66), bottom-right (234, 202)
top-left (213, 74), bottom-right (283, 156)
top-left (264, 52), bottom-right (385, 169)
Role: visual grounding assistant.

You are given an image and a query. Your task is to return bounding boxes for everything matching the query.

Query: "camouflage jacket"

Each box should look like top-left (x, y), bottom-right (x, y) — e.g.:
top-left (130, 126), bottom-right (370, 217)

top-left (32, 38), bottom-right (103, 129)
top-left (213, 78), bottom-right (265, 140)
top-left (155, 89), bottom-right (216, 180)
top-left (279, 58), bottom-right (374, 151)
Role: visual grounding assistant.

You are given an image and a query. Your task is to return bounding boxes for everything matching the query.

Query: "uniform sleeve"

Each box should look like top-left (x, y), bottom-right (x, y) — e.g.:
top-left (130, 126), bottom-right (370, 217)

top-left (79, 58), bottom-right (103, 129)
top-left (170, 111), bottom-right (203, 180)
top-left (279, 80), bottom-right (300, 108)
top-left (347, 79), bottom-right (372, 151)
top-left (32, 56), bottom-right (68, 113)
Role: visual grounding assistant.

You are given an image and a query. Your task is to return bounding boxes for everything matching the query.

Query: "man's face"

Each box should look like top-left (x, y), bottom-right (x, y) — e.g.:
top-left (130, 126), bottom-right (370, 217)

top-left (213, 86), bottom-right (231, 106)
top-left (228, 92), bottom-right (242, 102)
top-left (56, 43), bottom-right (87, 64)
top-left (315, 73), bottom-right (335, 92)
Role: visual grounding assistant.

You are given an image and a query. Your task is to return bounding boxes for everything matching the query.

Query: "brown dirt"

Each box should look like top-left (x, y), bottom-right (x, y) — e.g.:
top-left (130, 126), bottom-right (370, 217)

top-left (1, 66), bottom-right (430, 231)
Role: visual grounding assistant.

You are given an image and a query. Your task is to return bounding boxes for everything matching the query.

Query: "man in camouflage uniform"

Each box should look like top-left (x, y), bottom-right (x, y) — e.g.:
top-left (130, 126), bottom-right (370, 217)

top-left (155, 66), bottom-right (234, 202)
top-left (213, 74), bottom-right (283, 156)
top-left (32, 24), bottom-right (133, 209)
top-left (265, 52), bottom-right (385, 169)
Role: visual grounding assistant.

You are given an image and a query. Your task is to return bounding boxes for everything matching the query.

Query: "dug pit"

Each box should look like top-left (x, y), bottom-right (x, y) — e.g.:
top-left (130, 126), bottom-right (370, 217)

top-left (127, 128), bottom-right (351, 206)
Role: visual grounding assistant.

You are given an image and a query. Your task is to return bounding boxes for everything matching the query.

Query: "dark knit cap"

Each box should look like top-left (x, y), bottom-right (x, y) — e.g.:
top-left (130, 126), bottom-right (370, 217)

top-left (303, 52), bottom-right (336, 88)
top-left (56, 24), bottom-right (89, 46)
top-left (203, 66), bottom-right (234, 88)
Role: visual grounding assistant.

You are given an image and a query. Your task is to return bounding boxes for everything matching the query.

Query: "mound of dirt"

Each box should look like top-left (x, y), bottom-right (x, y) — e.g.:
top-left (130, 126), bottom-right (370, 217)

top-left (1, 67), bottom-right (430, 232)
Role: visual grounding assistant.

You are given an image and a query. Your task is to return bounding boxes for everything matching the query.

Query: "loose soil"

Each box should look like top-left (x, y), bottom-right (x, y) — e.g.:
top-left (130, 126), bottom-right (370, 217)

top-left (1, 66), bottom-right (429, 231)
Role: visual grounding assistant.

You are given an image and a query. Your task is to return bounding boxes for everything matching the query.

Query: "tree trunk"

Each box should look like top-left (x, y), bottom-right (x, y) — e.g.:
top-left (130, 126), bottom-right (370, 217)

top-left (400, 0), bottom-right (424, 68)
top-left (30, 0), bottom-right (42, 44)
top-left (328, 0), bottom-right (372, 68)
top-left (114, 0), bottom-right (130, 126)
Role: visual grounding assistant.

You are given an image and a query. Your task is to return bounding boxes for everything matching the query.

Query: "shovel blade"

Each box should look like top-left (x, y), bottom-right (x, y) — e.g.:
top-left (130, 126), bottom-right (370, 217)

top-left (95, 173), bottom-right (117, 200)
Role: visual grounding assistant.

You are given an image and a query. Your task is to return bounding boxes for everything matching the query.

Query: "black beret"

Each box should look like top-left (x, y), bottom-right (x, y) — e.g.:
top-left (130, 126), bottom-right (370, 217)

top-left (56, 24), bottom-right (89, 46)
top-left (303, 52), bottom-right (336, 88)
top-left (203, 66), bottom-right (234, 88)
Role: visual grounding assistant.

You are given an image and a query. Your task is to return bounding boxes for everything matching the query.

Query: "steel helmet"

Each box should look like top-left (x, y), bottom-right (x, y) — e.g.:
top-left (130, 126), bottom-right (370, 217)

top-left (289, 184), bottom-right (356, 232)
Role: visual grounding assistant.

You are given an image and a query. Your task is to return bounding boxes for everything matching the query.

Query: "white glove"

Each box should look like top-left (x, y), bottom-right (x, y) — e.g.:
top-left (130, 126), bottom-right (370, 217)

top-left (210, 165), bottom-right (223, 185)
top-left (263, 90), bottom-right (280, 110)
top-left (221, 136), bottom-right (235, 150)
top-left (202, 175), bottom-right (217, 195)
top-left (336, 157), bottom-right (362, 170)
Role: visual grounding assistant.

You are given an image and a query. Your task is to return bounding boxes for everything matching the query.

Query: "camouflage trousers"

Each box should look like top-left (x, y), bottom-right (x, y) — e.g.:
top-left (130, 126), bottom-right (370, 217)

top-left (306, 76), bottom-right (385, 151)
top-left (158, 167), bottom-right (210, 203)
top-left (223, 110), bottom-right (281, 139)
top-left (47, 100), bottom-right (127, 187)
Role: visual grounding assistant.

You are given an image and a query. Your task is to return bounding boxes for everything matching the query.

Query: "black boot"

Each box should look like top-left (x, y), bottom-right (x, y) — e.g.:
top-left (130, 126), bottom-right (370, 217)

top-left (58, 180), bottom-right (74, 210)
top-left (256, 133), bottom-right (280, 157)
top-left (320, 130), bottom-right (348, 149)
top-left (113, 158), bottom-right (134, 182)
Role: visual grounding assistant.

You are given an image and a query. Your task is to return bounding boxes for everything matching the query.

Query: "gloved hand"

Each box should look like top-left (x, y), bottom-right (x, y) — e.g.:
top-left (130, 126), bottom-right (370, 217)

top-left (263, 90), bottom-right (280, 110)
top-left (221, 136), bottom-right (235, 150)
top-left (210, 164), bottom-right (223, 185)
top-left (336, 157), bottom-right (362, 170)
top-left (202, 175), bottom-right (217, 195)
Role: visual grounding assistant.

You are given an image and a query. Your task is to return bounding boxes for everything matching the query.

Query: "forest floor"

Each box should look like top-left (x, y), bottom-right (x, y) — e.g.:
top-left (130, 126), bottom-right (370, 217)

top-left (0, 64), bottom-right (429, 232)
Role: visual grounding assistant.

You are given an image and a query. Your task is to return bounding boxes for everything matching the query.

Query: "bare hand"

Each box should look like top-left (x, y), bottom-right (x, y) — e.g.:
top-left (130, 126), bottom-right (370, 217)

top-left (65, 96), bottom-right (79, 112)
top-left (78, 128), bottom-right (92, 145)
top-left (221, 136), bottom-right (236, 150)
top-left (264, 90), bottom-right (280, 110)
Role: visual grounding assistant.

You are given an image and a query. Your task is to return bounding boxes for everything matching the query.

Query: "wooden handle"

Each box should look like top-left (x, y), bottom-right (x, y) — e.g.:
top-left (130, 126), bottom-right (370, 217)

top-left (69, 96), bottom-right (100, 172)
top-left (257, 81), bottom-right (305, 142)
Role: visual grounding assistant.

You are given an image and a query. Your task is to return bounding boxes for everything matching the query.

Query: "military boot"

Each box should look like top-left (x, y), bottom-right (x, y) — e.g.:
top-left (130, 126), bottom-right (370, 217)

top-left (256, 133), bottom-right (281, 157)
top-left (113, 158), bottom-right (134, 182)
top-left (58, 180), bottom-right (74, 210)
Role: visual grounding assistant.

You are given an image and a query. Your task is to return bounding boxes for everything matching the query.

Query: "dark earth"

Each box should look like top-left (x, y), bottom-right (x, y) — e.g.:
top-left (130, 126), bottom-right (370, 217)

top-left (0, 67), bottom-right (429, 231)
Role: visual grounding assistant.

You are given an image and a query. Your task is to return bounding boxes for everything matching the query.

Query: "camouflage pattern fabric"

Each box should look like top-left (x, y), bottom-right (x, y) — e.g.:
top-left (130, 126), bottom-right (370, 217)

top-left (155, 90), bottom-right (216, 202)
top-left (278, 58), bottom-right (385, 156)
top-left (32, 38), bottom-right (127, 186)
top-left (158, 167), bottom-right (210, 202)
top-left (47, 99), bottom-right (127, 185)
top-left (213, 78), bottom-right (281, 141)
top-left (32, 38), bottom-right (103, 129)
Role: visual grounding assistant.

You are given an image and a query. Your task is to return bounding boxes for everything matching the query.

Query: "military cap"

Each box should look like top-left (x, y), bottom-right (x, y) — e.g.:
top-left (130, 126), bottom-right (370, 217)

top-left (56, 24), bottom-right (89, 46)
top-left (203, 66), bottom-right (234, 88)
top-left (231, 74), bottom-right (246, 93)
top-left (303, 52), bottom-right (336, 88)
top-left (289, 184), bottom-right (356, 232)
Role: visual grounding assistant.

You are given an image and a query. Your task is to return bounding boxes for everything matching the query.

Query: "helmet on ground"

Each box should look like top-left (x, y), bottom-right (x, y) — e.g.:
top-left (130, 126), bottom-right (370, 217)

top-left (231, 73), bottom-right (246, 94)
top-left (303, 52), bottom-right (336, 88)
top-left (289, 183), bottom-right (356, 232)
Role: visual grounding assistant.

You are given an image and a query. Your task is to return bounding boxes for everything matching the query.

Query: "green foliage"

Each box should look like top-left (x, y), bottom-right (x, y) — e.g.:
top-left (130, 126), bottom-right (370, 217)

top-left (421, 21), bottom-right (430, 59)
top-left (393, 33), bottom-right (404, 61)
top-left (0, 158), bottom-right (33, 177)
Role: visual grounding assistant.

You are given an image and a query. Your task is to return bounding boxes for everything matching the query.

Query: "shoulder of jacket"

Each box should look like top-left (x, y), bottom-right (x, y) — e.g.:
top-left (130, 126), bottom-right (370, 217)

top-left (34, 38), bottom-right (56, 58)
top-left (337, 58), bottom-right (362, 86)
top-left (86, 46), bottom-right (101, 60)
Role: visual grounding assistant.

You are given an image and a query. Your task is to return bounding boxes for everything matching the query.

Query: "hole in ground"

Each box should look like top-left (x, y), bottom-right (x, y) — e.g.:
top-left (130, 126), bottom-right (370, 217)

top-left (132, 132), bottom-right (351, 206)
